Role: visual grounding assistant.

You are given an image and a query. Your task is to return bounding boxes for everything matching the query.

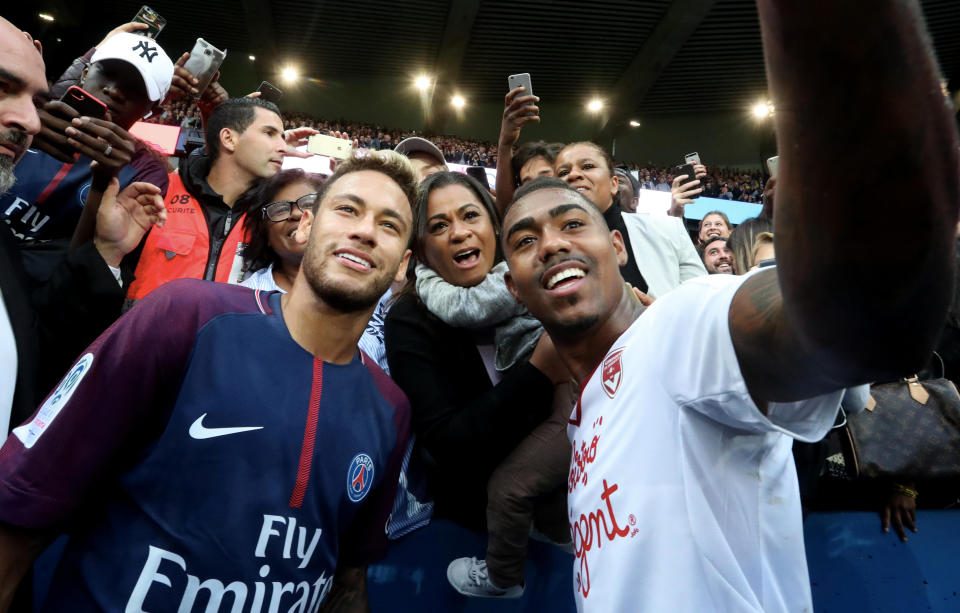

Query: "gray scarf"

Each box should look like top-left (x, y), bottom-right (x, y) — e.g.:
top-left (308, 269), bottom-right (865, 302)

top-left (415, 261), bottom-right (542, 371)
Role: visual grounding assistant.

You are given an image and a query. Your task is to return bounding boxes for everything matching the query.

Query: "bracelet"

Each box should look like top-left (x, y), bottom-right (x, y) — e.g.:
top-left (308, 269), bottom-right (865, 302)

top-left (892, 483), bottom-right (918, 499)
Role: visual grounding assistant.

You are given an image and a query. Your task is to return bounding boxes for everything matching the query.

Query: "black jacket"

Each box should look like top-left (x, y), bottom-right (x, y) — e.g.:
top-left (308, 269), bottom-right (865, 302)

top-left (1, 222), bottom-right (126, 431)
top-left (385, 293), bottom-right (553, 529)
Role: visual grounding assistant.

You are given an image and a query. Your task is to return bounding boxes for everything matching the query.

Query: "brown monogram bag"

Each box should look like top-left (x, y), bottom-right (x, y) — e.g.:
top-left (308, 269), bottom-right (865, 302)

top-left (843, 373), bottom-right (960, 481)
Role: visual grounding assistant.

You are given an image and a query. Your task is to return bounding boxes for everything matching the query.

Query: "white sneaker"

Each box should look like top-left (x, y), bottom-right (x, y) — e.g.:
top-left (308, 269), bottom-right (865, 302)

top-left (446, 556), bottom-right (523, 599)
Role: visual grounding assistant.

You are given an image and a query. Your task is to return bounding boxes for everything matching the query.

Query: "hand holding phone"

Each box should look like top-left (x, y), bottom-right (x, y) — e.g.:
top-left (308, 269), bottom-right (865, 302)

top-left (132, 6), bottom-right (167, 38)
top-left (507, 73), bottom-right (537, 118)
top-left (182, 39), bottom-right (227, 97)
top-left (675, 163), bottom-right (698, 186)
top-left (501, 75), bottom-right (540, 149)
top-left (766, 155), bottom-right (779, 176)
top-left (508, 73), bottom-right (534, 98)
top-left (307, 134), bottom-right (353, 160)
top-left (257, 81), bottom-right (283, 105)
top-left (61, 86), bottom-right (108, 120)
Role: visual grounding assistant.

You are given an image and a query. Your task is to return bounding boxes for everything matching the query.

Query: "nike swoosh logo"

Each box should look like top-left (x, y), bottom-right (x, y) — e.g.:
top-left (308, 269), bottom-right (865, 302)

top-left (189, 413), bottom-right (264, 439)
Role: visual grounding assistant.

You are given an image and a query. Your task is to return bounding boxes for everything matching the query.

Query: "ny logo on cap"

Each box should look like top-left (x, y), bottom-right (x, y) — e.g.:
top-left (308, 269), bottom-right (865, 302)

top-left (132, 40), bottom-right (158, 62)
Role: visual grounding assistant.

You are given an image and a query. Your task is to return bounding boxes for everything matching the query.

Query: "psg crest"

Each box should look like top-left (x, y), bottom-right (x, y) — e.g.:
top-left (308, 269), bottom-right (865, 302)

top-left (601, 348), bottom-right (625, 398)
top-left (347, 453), bottom-right (375, 502)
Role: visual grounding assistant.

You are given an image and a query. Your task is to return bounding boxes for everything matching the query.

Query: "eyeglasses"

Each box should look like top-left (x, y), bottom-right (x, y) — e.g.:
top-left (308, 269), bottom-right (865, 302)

top-left (261, 193), bottom-right (319, 222)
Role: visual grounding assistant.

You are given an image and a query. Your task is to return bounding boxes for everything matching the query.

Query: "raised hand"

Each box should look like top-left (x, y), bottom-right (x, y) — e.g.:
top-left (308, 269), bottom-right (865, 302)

top-left (93, 179), bottom-right (166, 267)
top-left (499, 86), bottom-right (540, 149)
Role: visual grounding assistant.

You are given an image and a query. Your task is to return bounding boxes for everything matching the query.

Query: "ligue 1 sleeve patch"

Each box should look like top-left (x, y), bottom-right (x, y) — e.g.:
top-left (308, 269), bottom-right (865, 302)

top-left (13, 353), bottom-right (94, 449)
top-left (347, 453), bottom-right (375, 503)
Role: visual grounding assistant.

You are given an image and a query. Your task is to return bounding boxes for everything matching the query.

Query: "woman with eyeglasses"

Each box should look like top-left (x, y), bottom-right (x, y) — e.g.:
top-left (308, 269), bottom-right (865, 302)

top-left (239, 169), bottom-right (325, 293)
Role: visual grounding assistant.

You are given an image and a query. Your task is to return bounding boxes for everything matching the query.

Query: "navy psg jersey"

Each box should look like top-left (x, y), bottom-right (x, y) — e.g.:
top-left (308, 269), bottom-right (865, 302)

top-left (0, 279), bottom-right (410, 612)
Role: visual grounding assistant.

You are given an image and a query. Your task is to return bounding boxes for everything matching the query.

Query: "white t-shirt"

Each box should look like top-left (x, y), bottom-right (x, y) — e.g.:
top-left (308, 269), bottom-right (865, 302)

top-left (0, 286), bottom-right (16, 434)
top-left (567, 273), bottom-right (842, 613)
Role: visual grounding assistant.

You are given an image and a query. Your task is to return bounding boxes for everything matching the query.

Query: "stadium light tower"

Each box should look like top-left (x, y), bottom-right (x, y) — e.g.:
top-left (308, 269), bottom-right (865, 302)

top-left (752, 100), bottom-right (774, 119)
top-left (415, 75), bottom-right (432, 91)
top-left (281, 66), bottom-right (299, 84)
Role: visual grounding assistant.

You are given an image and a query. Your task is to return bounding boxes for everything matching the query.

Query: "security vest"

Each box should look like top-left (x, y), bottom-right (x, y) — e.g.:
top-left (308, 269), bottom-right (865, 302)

top-left (127, 173), bottom-right (247, 300)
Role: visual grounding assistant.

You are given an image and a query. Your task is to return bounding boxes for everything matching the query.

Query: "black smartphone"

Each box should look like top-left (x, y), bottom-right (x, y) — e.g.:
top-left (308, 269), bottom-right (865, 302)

top-left (466, 166), bottom-right (490, 190)
top-left (675, 163), bottom-right (699, 198)
top-left (60, 86), bottom-right (108, 120)
top-left (257, 81), bottom-right (283, 105)
top-left (132, 5), bottom-right (167, 39)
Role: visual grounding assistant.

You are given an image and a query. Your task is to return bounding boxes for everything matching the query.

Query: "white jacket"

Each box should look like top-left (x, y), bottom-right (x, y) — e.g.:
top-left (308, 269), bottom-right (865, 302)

top-left (621, 213), bottom-right (707, 298)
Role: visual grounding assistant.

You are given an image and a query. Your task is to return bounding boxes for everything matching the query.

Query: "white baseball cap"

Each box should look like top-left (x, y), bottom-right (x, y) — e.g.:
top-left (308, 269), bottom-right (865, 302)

top-left (91, 32), bottom-right (173, 103)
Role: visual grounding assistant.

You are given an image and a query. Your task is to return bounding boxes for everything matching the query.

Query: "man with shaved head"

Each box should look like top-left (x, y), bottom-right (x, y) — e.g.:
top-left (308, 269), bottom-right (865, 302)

top-left (0, 17), bottom-right (165, 437)
top-left (0, 17), bottom-right (47, 194)
top-left (499, 1), bottom-right (958, 611)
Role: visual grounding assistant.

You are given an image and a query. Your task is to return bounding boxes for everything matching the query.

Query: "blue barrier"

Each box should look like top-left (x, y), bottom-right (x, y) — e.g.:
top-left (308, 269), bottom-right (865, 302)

top-left (804, 511), bottom-right (960, 613)
top-left (683, 196), bottom-right (763, 224)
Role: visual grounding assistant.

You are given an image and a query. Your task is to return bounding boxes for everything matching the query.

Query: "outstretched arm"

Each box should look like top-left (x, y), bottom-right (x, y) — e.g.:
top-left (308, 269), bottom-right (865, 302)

top-left (731, 0), bottom-right (960, 408)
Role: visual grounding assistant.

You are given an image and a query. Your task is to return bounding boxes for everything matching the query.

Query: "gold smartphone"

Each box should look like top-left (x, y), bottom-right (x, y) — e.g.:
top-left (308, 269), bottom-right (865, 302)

top-left (307, 134), bottom-right (353, 160)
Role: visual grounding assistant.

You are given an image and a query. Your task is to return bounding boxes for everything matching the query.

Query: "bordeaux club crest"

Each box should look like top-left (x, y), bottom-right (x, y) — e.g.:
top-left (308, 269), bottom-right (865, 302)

top-left (601, 348), bottom-right (625, 398)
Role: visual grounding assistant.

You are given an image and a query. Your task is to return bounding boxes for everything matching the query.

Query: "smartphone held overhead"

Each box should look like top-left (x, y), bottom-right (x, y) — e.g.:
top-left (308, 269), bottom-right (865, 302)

top-left (183, 38), bottom-right (227, 97)
top-left (307, 134), bottom-right (353, 160)
top-left (675, 162), bottom-right (700, 198)
top-left (257, 81), bottom-right (283, 105)
top-left (766, 155), bottom-right (779, 176)
top-left (132, 5), bottom-right (166, 38)
top-left (507, 73), bottom-right (534, 97)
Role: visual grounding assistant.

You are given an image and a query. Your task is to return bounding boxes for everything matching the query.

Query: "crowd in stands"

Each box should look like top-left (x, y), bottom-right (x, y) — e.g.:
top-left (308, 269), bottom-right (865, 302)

top-left (144, 97), bottom-right (766, 199)
top-left (1, 7), bottom-right (959, 613)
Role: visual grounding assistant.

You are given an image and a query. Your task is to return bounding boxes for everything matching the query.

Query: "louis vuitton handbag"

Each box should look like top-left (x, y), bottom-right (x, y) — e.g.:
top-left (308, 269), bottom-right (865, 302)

top-left (842, 359), bottom-right (960, 481)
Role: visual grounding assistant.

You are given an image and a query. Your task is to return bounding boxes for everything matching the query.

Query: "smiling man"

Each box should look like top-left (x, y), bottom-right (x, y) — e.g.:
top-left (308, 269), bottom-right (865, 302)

top-left (125, 97), bottom-right (289, 302)
top-left (0, 151), bottom-right (419, 612)
top-left (500, 1), bottom-right (958, 610)
top-left (700, 235), bottom-right (734, 274)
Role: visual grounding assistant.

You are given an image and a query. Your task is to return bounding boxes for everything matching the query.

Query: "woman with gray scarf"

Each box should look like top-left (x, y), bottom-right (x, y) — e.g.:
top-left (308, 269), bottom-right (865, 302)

top-left (385, 172), bottom-right (573, 599)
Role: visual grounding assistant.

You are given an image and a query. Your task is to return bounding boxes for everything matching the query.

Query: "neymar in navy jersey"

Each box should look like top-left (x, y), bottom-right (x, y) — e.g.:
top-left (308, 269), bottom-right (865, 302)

top-left (0, 151), bottom-right (420, 612)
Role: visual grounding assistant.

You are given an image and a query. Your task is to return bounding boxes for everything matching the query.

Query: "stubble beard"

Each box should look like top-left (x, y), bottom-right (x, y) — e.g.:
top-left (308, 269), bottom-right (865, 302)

top-left (0, 156), bottom-right (15, 196)
top-left (0, 129), bottom-right (26, 196)
top-left (302, 241), bottom-right (394, 314)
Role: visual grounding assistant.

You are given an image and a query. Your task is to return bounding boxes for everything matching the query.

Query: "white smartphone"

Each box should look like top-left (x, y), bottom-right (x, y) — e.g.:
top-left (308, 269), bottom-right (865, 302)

top-left (307, 134), bottom-right (353, 160)
top-left (766, 155), bottom-right (779, 176)
top-left (684, 152), bottom-right (701, 165)
top-left (182, 38), bottom-right (227, 97)
top-left (508, 73), bottom-right (534, 97)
